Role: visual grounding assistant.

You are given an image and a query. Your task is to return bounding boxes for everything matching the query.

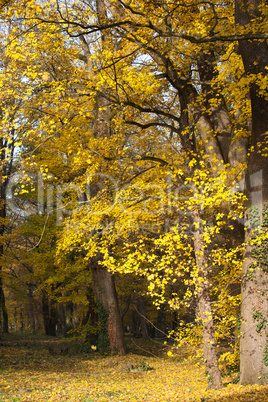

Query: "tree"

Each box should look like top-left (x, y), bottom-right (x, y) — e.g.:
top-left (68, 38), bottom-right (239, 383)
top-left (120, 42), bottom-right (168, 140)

top-left (235, 0), bottom-right (268, 385)
top-left (0, 22), bottom-right (25, 333)
top-left (7, 0), bottom-right (242, 387)
top-left (2, 0), bottom-right (127, 353)
top-left (3, 0), bottom-right (268, 387)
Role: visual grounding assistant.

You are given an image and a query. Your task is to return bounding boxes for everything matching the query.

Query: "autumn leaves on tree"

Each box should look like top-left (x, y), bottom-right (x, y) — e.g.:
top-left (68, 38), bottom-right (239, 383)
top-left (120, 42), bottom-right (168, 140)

top-left (0, 0), bottom-right (268, 391)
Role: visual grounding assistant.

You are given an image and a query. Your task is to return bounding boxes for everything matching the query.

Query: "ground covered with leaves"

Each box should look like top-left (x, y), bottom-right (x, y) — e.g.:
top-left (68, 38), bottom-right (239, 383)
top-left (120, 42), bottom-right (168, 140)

top-left (0, 335), bottom-right (268, 401)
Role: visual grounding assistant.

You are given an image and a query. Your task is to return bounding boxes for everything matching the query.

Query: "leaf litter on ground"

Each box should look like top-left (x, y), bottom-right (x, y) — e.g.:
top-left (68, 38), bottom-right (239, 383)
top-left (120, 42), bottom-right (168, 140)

top-left (0, 335), bottom-right (268, 401)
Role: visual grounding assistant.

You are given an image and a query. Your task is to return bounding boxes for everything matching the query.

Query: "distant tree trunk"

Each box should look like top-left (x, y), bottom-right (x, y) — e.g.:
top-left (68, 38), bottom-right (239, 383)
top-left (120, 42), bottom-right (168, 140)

top-left (14, 306), bottom-right (17, 332)
top-left (57, 303), bottom-right (66, 336)
top-left (137, 295), bottom-right (150, 339)
top-left (0, 128), bottom-right (16, 334)
top-left (131, 308), bottom-right (140, 337)
top-left (0, 184), bottom-right (8, 334)
top-left (193, 209), bottom-right (223, 389)
top-left (0, 275), bottom-right (8, 333)
top-left (155, 304), bottom-right (166, 338)
top-left (72, 302), bottom-right (80, 329)
top-left (27, 287), bottom-right (36, 334)
top-left (20, 311), bottom-right (24, 332)
top-left (83, 287), bottom-right (98, 343)
top-left (42, 292), bottom-right (57, 336)
top-left (91, 256), bottom-right (126, 355)
top-left (65, 301), bottom-right (74, 333)
top-left (235, 0), bottom-right (268, 385)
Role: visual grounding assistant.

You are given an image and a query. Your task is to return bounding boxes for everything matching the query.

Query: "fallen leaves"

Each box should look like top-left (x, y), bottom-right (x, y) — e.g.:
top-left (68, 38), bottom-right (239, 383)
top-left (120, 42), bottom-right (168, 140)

top-left (0, 339), bottom-right (268, 401)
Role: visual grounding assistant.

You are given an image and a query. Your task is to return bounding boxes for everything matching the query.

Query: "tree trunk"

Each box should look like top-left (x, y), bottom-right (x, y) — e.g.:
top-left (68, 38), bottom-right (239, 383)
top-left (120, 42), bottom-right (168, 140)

top-left (0, 275), bottom-right (8, 333)
top-left (0, 187), bottom-right (8, 334)
top-left (235, 0), bottom-right (268, 385)
top-left (79, 0), bottom-right (126, 356)
top-left (193, 209), bottom-right (223, 389)
top-left (27, 287), bottom-right (36, 334)
top-left (240, 151), bottom-right (268, 384)
top-left (20, 311), bottom-right (24, 332)
top-left (155, 304), bottom-right (167, 338)
top-left (83, 287), bottom-right (99, 343)
top-left (137, 295), bottom-right (150, 339)
top-left (91, 255), bottom-right (126, 355)
top-left (42, 292), bottom-right (58, 336)
top-left (0, 136), bottom-right (8, 333)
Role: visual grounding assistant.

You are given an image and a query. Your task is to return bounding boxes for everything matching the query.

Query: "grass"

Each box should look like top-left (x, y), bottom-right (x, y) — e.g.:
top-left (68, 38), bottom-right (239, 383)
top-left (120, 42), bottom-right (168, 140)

top-left (0, 334), bottom-right (268, 401)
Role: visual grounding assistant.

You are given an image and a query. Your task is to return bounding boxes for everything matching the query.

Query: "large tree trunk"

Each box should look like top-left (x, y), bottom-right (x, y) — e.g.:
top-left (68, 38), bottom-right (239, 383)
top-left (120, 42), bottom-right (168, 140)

top-left (240, 147), bottom-right (268, 385)
top-left (235, 0), bottom-right (268, 385)
top-left (91, 256), bottom-right (126, 355)
top-left (193, 209), bottom-right (223, 389)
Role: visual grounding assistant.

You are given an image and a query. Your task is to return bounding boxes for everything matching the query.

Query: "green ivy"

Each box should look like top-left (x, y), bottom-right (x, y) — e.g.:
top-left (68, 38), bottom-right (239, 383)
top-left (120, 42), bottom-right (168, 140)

top-left (251, 241), bottom-right (268, 272)
top-left (247, 263), bottom-right (256, 280)
top-left (250, 206), bottom-right (260, 229)
top-left (96, 299), bottom-right (110, 355)
top-left (250, 205), bottom-right (268, 272)
top-left (263, 337), bottom-right (268, 367)
top-left (263, 204), bottom-right (268, 228)
top-left (252, 309), bottom-right (267, 333)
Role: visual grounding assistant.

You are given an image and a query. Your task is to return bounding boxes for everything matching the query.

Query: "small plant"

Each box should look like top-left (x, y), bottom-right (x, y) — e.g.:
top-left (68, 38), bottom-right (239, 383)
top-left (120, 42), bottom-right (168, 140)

top-left (232, 376), bottom-right (240, 384)
top-left (200, 397), bottom-right (211, 402)
top-left (122, 360), bottom-right (153, 373)
top-left (206, 372), bottom-right (212, 385)
top-left (139, 361), bottom-right (153, 372)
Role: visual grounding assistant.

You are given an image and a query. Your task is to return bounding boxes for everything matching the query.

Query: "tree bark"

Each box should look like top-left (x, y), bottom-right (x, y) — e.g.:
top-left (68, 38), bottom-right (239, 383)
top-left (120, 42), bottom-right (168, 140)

top-left (91, 255), bottom-right (126, 355)
top-left (235, 0), bottom-right (268, 385)
top-left (193, 209), bottom-right (223, 389)
top-left (240, 147), bottom-right (268, 384)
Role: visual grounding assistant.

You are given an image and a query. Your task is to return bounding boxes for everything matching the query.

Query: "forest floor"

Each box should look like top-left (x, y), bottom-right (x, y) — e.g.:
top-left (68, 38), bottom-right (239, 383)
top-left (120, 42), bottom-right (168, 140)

top-left (0, 334), bottom-right (268, 401)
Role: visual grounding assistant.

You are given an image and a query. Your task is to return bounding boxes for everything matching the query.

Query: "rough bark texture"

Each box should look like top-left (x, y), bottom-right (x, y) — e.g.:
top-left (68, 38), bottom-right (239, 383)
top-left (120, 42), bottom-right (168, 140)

top-left (197, 50), bottom-right (232, 163)
top-left (91, 255), bottom-right (126, 355)
top-left (240, 149), bottom-right (268, 384)
top-left (193, 210), bottom-right (223, 389)
top-left (235, 0), bottom-right (268, 384)
top-left (240, 209), bottom-right (268, 384)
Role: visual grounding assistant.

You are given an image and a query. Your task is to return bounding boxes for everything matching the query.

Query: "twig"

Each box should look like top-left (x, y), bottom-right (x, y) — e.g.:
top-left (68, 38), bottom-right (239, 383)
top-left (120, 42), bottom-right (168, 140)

top-left (27, 213), bottom-right (50, 251)
top-left (130, 337), bottom-right (161, 359)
